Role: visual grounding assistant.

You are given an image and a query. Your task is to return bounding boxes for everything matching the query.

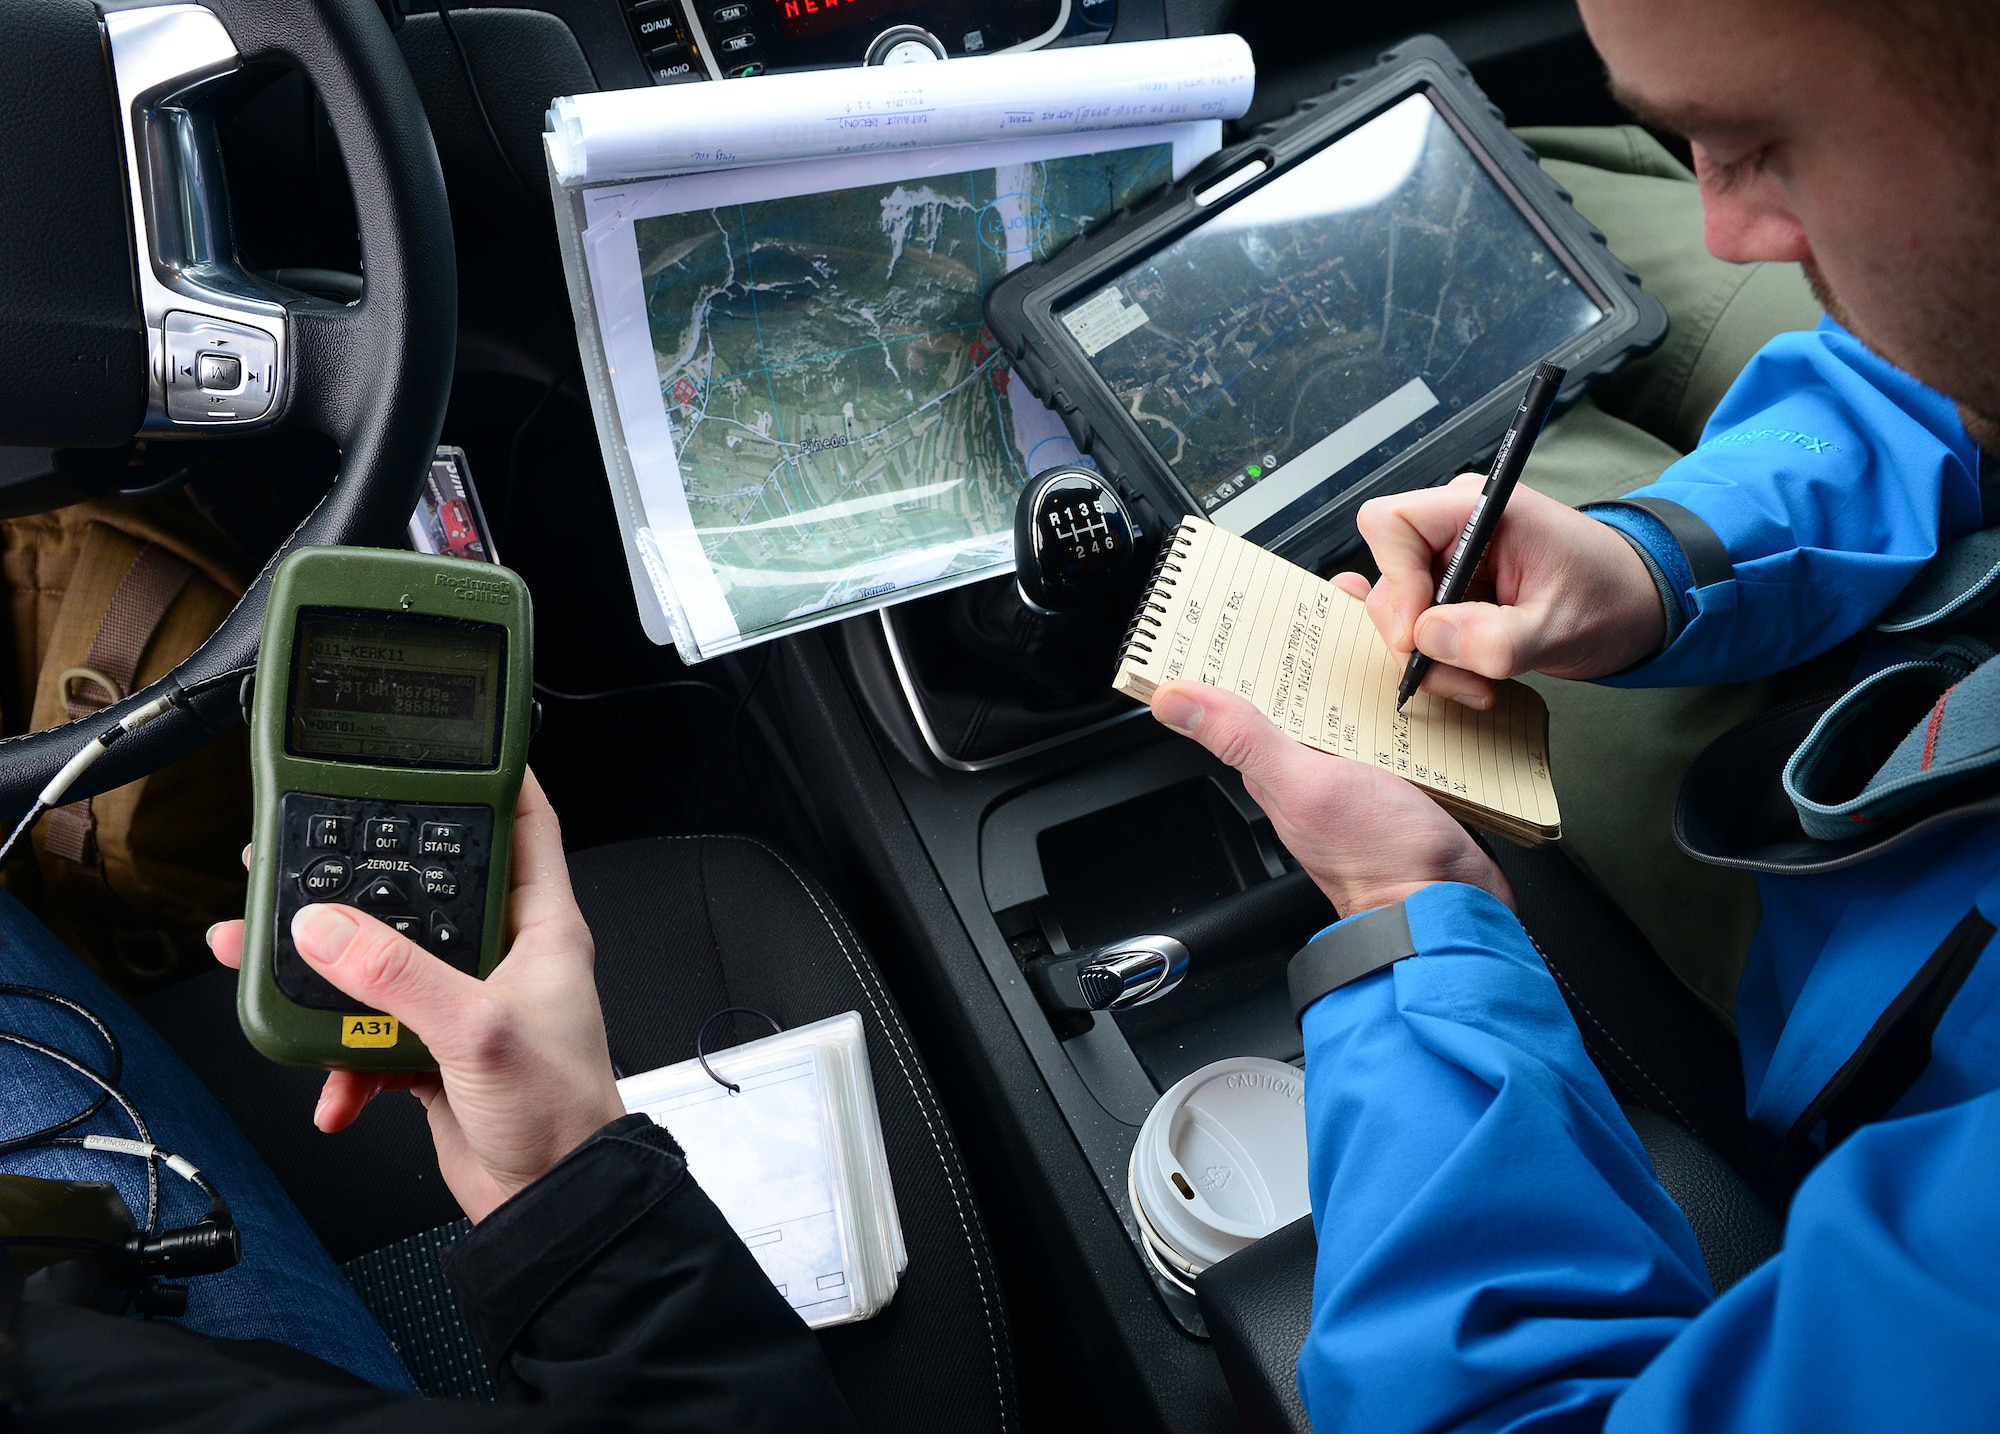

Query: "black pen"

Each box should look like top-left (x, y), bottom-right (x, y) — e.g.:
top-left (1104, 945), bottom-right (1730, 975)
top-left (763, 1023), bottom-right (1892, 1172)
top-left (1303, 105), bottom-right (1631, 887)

top-left (1396, 360), bottom-right (1567, 711)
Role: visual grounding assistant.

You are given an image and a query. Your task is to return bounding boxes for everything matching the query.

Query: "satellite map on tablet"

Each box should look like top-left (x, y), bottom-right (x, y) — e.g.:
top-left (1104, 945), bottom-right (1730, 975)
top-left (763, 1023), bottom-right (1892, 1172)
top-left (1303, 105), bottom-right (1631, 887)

top-left (1061, 94), bottom-right (1604, 536)
top-left (634, 145), bottom-right (1174, 636)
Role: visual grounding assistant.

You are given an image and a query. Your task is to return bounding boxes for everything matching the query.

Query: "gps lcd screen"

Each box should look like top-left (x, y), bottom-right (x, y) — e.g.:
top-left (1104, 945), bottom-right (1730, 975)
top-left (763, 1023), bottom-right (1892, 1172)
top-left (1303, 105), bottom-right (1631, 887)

top-left (287, 609), bottom-right (506, 769)
top-left (1057, 91), bottom-right (1607, 539)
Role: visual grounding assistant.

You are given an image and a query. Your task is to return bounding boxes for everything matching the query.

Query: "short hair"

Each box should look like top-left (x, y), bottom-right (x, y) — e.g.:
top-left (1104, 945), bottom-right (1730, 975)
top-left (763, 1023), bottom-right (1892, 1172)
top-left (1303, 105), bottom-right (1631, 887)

top-left (1819, 0), bottom-right (2000, 122)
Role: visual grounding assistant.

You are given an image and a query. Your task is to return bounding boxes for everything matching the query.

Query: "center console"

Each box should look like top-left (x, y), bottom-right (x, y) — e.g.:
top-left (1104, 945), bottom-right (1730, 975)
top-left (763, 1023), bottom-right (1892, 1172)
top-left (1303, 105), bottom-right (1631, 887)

top-left (827, 577), bottom-right (1335, 1350)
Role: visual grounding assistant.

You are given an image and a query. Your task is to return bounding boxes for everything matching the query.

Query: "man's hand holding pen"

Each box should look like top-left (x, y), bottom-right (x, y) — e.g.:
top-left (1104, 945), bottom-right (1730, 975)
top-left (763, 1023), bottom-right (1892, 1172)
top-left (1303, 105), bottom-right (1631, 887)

top-left (1351, 475), bottom-right (1667, 710)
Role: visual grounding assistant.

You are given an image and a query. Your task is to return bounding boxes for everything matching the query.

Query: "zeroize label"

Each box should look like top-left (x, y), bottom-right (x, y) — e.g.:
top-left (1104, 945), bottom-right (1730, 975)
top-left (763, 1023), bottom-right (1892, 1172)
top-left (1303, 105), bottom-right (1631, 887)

top-left (341, 1015), bottom-right (400, 1048)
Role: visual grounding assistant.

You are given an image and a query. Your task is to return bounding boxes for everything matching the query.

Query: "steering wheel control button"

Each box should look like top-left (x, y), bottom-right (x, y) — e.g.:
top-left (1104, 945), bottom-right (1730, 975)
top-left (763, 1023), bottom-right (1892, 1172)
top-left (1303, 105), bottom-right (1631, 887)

top-left (307, 815), bottom-right (349, 850)
top-left (196, 352), bottom-right (243, 392)
top-left (365, 818), bottom-right (410, 854)
top-left (421, 866), bottom-right (459, 901)
top-left (419, 823), bottom-right (466, 859)
top-left (298, 857), bottom-right (352, 899)
top-left (427, 912), bottom-right (463, 955)
top-left (163, 312), bottom-right (278, 425)
top-left (357, 876), bottom-right (406, 910)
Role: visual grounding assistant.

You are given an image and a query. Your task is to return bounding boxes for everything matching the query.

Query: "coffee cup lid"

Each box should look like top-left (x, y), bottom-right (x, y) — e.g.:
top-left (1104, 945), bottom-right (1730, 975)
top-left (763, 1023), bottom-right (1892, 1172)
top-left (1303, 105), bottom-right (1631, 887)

top-left (1129, 1056), bottom-right (1309, 1273)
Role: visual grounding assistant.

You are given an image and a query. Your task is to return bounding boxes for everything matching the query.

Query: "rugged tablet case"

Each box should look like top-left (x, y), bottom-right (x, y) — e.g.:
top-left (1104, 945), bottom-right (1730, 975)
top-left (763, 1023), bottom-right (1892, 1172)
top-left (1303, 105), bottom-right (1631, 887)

top-left (984, 34), bottom-right (1668, 573)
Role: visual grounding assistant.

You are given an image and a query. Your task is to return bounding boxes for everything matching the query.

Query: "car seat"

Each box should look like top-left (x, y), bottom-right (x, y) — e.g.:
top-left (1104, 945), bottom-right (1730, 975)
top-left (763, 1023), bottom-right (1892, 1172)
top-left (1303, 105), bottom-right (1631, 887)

top-left (142, 835), bottom-right (1016, 1433)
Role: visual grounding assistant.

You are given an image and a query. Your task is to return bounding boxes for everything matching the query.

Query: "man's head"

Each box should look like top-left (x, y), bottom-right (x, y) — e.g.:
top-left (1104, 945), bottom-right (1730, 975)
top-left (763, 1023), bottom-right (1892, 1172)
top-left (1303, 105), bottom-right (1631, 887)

top-left (1578, 0), bottom-right (2000, 448)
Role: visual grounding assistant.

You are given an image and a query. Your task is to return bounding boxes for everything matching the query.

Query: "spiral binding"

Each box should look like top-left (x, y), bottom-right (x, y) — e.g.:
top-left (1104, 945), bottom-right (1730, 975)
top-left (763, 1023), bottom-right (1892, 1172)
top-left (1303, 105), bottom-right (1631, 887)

top-left (1117, 519), bottom-right (1200, 667)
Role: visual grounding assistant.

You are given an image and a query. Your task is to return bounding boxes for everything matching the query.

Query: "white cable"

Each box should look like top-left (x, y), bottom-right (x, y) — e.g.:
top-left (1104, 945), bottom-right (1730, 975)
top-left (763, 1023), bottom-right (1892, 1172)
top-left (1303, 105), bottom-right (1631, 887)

top-left (81, 1133), bottom-right (203, 1185)
top-left (81, 1134), bottom-right (155, 1160)
top-left (0, 692), bottom-right (182, 869)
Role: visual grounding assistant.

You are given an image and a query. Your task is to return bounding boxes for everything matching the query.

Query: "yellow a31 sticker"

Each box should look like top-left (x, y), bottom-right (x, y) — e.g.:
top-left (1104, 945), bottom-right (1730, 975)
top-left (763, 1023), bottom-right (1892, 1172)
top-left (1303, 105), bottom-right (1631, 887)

top-left (340, 1015), bottom-right (400, 1048)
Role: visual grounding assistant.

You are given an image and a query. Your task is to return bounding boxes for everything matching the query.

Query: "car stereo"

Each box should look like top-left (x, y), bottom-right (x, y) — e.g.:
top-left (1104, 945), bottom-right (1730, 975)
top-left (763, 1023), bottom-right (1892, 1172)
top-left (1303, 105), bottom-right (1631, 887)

top-left (617, 0), bottom-right (1113, 83)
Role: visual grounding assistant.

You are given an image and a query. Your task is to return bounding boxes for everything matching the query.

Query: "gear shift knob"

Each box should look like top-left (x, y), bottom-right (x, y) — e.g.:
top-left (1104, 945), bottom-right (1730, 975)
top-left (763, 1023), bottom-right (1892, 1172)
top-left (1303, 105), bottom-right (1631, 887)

top-left (1014, 466), bottom-right (1138, 614)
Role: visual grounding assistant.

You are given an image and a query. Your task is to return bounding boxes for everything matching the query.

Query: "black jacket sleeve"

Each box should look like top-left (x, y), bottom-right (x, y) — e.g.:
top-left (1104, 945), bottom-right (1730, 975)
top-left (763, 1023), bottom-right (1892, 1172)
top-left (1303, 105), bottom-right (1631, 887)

top-left (10, 1116), bottom-right (858, 1434)
top-left (444, 1114), bottom-right (857, 1433)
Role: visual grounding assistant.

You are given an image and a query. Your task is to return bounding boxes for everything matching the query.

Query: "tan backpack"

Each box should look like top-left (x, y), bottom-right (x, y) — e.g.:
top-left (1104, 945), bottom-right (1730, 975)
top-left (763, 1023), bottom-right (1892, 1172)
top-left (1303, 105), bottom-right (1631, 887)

top-left (1, 494), bottom-right (254, 994)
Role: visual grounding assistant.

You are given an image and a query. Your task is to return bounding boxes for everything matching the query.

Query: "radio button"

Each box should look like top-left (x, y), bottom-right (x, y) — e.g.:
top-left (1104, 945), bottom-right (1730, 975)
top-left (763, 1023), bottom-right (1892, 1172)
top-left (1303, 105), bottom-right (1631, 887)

top-left (419, 823), bottom-right (466, 859)
top-left (299, 857), bottom-right (352, 899)
top-left (365, 818), bottom-right (410, 854)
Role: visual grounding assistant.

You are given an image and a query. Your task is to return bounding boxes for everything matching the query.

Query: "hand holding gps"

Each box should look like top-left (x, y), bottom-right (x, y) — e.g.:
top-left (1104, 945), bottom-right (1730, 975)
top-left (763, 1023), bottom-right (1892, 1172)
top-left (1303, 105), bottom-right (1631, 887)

top-left (239, 548), bottom-right (533, 1070)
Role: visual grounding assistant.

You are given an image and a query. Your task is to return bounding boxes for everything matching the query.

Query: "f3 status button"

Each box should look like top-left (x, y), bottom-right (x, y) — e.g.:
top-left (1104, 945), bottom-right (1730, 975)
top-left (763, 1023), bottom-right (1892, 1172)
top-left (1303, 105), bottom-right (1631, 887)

top-left (419, 823), bottom-right (465, 859)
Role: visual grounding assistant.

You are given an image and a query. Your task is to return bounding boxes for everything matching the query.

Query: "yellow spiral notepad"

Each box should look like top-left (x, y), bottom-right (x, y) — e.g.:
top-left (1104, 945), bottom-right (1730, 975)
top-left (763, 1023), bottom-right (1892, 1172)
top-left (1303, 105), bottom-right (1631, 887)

top-left (1114, 516), bottom-right (1561, 844)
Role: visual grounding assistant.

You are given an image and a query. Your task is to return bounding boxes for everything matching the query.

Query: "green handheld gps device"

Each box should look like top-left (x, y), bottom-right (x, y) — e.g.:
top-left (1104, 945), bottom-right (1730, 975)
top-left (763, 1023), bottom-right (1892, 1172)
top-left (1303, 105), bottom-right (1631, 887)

top-left (239, 547), bottom-right (533, 1070)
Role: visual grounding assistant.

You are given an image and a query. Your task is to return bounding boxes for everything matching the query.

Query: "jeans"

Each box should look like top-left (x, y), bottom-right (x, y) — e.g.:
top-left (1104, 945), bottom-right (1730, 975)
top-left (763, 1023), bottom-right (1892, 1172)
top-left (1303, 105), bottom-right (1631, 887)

top-left (0, 889), bottom-right (415, 1391)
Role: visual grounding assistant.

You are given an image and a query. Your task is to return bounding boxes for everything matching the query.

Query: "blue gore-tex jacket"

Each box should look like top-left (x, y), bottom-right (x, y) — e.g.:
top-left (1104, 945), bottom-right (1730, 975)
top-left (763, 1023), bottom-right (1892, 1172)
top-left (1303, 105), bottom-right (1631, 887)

top-left (1296, 320), bottom-right (2000, 1431)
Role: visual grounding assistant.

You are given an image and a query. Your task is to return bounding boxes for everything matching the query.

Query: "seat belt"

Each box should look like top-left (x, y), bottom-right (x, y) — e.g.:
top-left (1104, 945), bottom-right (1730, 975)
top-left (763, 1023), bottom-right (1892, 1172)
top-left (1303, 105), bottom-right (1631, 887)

top-left (40, 544), bottom-right (195, 976)
top-left (1787, 906), bottom-right (1995, 1153)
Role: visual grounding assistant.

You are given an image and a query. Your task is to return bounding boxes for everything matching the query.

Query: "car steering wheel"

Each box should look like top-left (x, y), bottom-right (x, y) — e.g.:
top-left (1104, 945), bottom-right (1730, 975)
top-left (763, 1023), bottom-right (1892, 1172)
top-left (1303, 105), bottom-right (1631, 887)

top-left (0, 0), bottom-right (453, 816)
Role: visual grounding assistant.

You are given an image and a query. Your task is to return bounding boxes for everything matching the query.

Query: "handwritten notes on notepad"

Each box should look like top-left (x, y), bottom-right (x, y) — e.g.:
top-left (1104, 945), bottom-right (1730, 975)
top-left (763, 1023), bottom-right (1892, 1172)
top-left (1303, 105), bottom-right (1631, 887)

top-left (1113, 517), bottom-right (1560, 843)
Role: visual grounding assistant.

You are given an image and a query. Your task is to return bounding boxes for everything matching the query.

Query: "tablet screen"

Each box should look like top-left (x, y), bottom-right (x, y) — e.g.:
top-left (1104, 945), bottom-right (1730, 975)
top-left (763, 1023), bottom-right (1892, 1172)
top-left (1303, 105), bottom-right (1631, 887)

top-left (1057, 92), bottom-right (1606, 538)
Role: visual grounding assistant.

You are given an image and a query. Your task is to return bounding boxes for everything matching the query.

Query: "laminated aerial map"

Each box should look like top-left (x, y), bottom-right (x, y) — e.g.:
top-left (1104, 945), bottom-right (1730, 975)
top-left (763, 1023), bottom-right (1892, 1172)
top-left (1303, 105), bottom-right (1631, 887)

top-left (548, 37), bottom-right (1252, 661)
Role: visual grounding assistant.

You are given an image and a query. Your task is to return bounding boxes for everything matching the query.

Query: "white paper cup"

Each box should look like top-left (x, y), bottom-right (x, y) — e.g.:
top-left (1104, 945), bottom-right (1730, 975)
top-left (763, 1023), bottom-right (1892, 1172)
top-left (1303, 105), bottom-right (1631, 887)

top-left (1129, 1057), bottom-right (1310, 1277)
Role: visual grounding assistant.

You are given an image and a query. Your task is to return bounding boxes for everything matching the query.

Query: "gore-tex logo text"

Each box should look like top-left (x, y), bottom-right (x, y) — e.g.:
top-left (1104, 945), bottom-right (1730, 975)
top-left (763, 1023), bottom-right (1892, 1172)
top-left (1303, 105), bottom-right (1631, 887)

top-left (1705, 427), bottom-right (1842, 455)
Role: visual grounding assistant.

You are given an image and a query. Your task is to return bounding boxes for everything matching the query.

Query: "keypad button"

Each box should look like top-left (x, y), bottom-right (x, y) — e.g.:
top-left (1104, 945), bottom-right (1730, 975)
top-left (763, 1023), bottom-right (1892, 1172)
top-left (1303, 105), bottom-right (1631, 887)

top-left (428, 911), bottom-right (462, 955)
top-left (726, 60), bottom-right (765, 77)
top-left (422, 866), bottom-right (459, 901)
top-left (383, 915), bottom-right (422, 939)
top-left (357, 875), bottom-right (407, 910)
top-left (418, 823), bottom-right (465, 859)
top-left (307, 815), bottom-right (349, 850)
top-left (196, 352), bottom-right (243, 392)
top-left (298, 856), bottom-right (352, 898)
top-left (365, 818), bottom-right (410, 854)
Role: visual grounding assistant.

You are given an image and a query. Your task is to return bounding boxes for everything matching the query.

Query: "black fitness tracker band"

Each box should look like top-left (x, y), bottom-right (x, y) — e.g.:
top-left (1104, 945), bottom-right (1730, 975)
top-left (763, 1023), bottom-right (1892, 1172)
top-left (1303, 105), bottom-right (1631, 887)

top-left (1287, 902), bottom-right (1419, 1022)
